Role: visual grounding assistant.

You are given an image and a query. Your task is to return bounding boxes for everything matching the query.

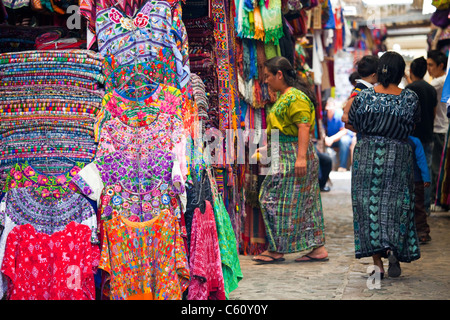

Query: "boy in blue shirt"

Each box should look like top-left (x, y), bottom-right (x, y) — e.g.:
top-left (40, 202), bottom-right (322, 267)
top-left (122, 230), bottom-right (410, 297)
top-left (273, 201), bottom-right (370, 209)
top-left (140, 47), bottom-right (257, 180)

top-left (408, 136), bottom-right (432, 244)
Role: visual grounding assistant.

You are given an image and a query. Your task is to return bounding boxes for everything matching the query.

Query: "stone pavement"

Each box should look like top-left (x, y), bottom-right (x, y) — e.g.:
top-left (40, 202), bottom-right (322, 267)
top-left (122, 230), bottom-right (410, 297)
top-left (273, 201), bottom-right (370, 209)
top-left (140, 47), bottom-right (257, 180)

top-left (229, 171), bottom-right (450, 300)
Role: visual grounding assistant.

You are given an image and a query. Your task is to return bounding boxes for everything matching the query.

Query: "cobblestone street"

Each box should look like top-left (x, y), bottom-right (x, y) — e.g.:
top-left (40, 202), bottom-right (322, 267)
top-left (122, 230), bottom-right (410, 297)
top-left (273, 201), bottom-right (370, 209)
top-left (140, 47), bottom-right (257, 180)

top-left (229, 171), bottom-right (450, 300)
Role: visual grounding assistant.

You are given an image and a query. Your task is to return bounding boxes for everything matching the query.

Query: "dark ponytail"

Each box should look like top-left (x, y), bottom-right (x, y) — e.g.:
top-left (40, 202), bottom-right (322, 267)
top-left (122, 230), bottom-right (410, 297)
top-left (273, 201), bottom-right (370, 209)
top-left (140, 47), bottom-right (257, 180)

top-left (377, 51), bottom-right (406, 88)
top-left (264, 56), bottom-right (318, 108)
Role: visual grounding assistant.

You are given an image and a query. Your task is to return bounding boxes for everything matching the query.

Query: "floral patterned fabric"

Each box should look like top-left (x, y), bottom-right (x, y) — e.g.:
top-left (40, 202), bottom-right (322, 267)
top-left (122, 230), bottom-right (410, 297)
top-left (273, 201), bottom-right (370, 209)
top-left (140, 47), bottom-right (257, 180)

top-left (72, 150), bottom-right (185, 223)
top-left (99, 209), bottom-right (189, 300)
top-left (2, 161), bottom-right (85, 199)
top-left (96, 114), bottom-right (187, 181)
top-left (266, 87), bottom-right (315, 136)
top-left (95, 84), bottom-right (185, 140)
top-left (95, 0), bottom-right (189, 88)
top-left (102, 51), bottom-right (179, 93)
top-left (1, 222), bottom-right (100, 300)
top-left (188, 200), bottom-right (226, 300)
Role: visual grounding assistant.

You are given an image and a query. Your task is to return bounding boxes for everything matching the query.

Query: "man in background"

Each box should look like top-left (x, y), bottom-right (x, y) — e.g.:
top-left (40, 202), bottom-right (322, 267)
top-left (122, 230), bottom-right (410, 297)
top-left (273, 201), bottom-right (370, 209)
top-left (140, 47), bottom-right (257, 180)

top-left (406, 56), bottom-right (437, 215)
top-left (427, 50), bottom-right (448, 212)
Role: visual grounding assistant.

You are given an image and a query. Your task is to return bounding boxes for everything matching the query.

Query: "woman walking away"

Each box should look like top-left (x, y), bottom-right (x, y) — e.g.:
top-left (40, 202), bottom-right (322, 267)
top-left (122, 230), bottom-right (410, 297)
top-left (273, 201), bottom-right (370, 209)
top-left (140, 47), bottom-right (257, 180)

top-left (347, 51), bottom-right (421, 279)
top-left (252, 56), bottom-right (328, 264)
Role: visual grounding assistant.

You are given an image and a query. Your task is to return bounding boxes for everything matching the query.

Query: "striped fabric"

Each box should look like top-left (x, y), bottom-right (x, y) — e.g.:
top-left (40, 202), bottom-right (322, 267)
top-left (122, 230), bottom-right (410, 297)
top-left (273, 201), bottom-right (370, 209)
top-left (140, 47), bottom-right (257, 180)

top-left (259, 135), bottom-right (326, 253)
top-left (0, 50), bottom-right (104, 189)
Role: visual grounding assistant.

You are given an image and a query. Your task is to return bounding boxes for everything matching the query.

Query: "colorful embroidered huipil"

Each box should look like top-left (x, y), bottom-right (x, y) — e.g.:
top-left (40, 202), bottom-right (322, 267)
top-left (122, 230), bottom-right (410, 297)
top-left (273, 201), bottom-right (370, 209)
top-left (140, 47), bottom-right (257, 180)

top-left (72, 149), bottom-right (185, 223)
top-left (0, 186), bottom-right (98, 297)
top-left (94, 83), bottom-right (187, 141)
top-left (95, 0), bottom-right (189, 88)
top-left (95, 114), bottom-right (187, 181)
top-left (1, 222), bottom-right (100, 300)
top-left (101, 51), bottom-right (178, 93)
top-left (99, 209), bottom-right (189, 300)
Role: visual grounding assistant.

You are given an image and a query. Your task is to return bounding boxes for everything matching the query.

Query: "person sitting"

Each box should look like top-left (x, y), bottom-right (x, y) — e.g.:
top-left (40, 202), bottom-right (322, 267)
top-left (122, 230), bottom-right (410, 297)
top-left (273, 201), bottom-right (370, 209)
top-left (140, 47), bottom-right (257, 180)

top-left (324, 98), bottom-right (355, 171)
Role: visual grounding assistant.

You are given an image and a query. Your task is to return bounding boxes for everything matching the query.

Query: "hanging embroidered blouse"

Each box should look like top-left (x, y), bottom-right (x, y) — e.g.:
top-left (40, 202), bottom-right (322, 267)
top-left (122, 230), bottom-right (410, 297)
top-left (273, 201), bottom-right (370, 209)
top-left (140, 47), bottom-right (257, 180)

top-left (101, 51), bottom-right (178, 93)
top-left (0, 185), bottom-right (99, 298)
top-left (72, 148), bottom-right (185, 223)
top-left (95, 0), bottom-right (189, 88)
top-left (95, 114), bottom-right (187, 181)
top-left (1, 222), bottom-right (100, 300)
top-left (99, 209), bottom-right (189, 300)
top-left (94, 83), bottom-right (186, 141)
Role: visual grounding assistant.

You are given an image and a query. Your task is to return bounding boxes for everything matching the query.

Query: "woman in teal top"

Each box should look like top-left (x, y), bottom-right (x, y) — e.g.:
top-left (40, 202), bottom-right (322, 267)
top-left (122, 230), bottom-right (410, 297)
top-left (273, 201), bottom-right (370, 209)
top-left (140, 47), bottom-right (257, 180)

top-left (252, 56), bottom-right (328, 264)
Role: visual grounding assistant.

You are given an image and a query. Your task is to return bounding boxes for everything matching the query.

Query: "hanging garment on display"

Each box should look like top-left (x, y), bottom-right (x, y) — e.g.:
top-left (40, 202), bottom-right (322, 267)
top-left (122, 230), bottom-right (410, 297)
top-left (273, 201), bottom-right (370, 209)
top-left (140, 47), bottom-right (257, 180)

top-left (99, 52), bottom-right (197, 139)
top-left (1, 222), bottom-right (100, 300)
top-left (211, 0), bottom-right (235, 133)
top-left (184, 169), bottom-right (213, 251)
top-left (0, 182), bottom-right (99, 298)
top-left (188, 200), bottom-right (226, 300)
top-left (102, 51), bottom-right (179, 93)
top-left (206, 169), bottom-right (243, 299)
top-left (95, 113), bottom-right (188, 185)
top-left (96, 83), bottom-right (190, 140)
top-left (94, 0), bottom-right (190, 88)
top-left (72, 149), bottom-right (185, 223)
top-left (99, 208), bottom-right (189, 300)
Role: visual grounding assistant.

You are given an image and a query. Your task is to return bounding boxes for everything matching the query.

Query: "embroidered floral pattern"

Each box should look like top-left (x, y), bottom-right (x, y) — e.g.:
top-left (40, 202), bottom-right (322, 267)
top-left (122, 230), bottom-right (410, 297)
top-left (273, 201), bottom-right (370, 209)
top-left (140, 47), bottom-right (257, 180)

top-left (94, 83), bottom-right (187, 141)
top-left (96, 113), bottom-right (183, 159)
top-left (99, 210), bottom-right (189, 300)
top-left (94, 150), bottom-right (184, 222)
top-left (3, 162), bottom-right (85, 199)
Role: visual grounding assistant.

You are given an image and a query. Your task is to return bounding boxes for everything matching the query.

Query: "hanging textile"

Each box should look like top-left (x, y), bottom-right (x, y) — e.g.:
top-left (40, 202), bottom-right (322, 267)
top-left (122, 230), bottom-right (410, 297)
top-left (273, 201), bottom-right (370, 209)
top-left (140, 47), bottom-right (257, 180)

top-left (206, 169), bottom-right (243, 299)
top-left (98, 208), bottom-right (189, 300)
top-left (211, 0), bottom-right (235, 133)
top-left (188, 200), bottom-right (226, 300)
top-left (0, 50), bottom-right (104, 190)
top-left (260, 0), bottom-right (284, 45)
top-left (1, 222), bottom-right (100, 300)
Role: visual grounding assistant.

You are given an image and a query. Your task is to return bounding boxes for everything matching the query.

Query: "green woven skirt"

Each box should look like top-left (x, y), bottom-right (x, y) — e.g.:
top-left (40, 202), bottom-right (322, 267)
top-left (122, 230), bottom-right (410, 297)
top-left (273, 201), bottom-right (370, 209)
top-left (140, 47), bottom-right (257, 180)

top-left (259, 134), bottom-right (326, 253)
